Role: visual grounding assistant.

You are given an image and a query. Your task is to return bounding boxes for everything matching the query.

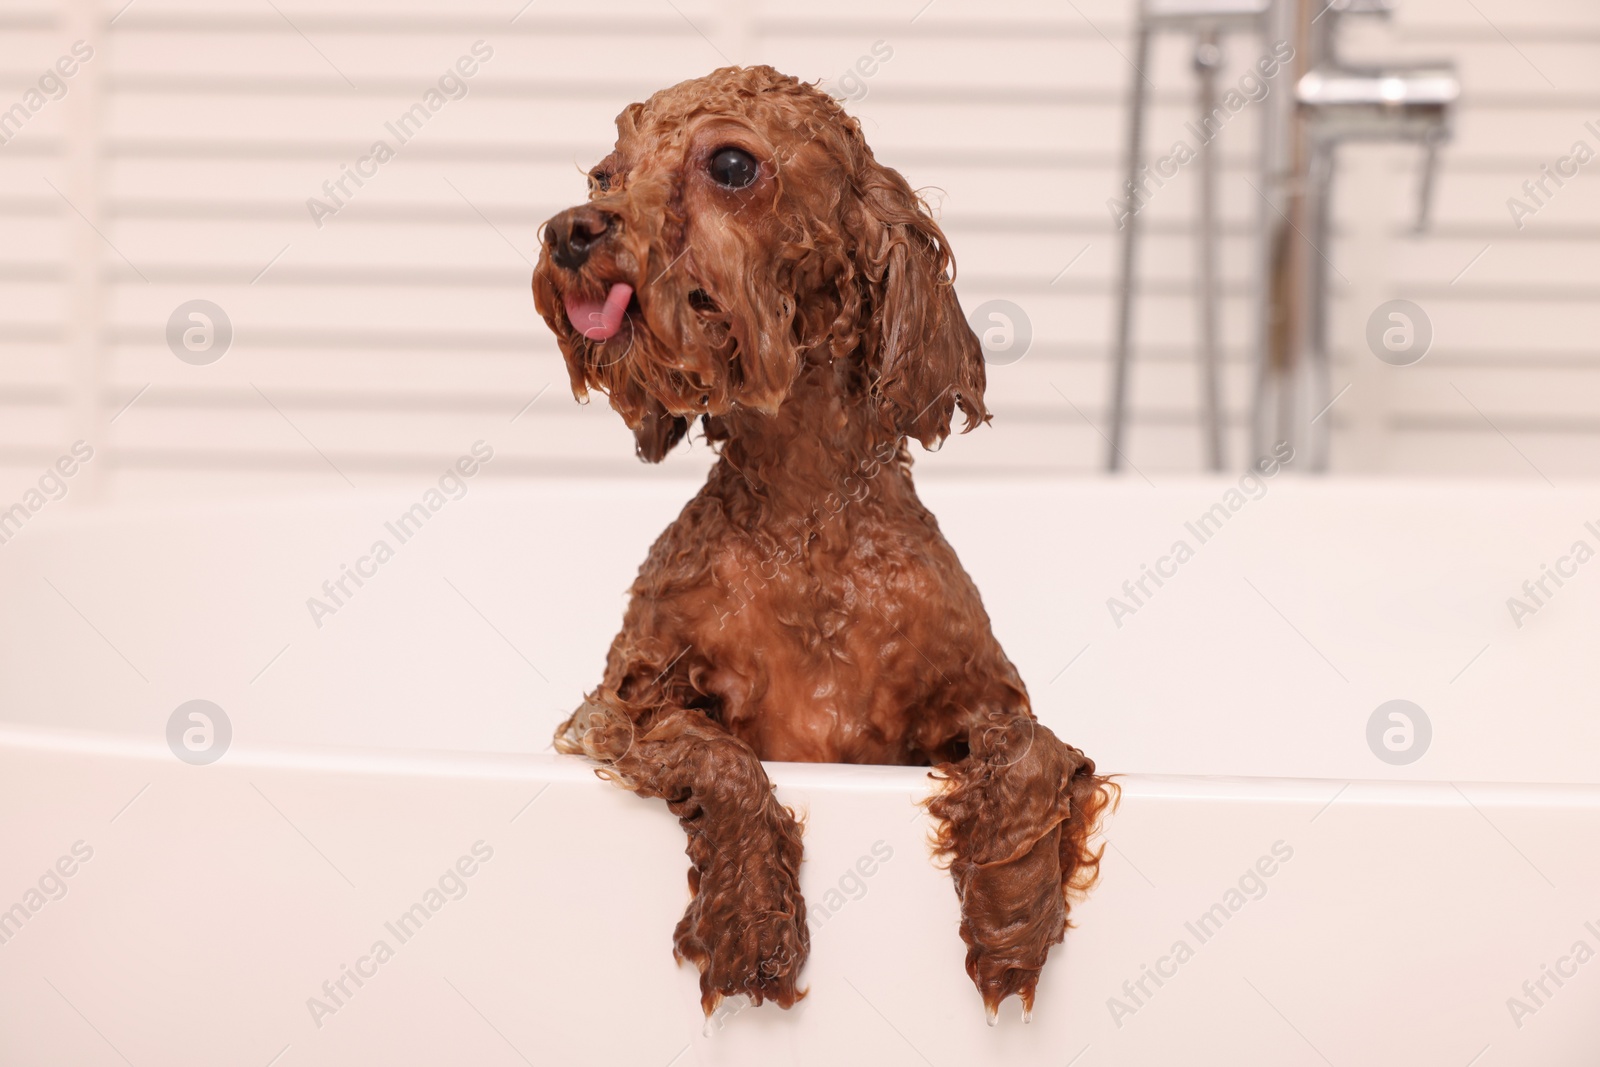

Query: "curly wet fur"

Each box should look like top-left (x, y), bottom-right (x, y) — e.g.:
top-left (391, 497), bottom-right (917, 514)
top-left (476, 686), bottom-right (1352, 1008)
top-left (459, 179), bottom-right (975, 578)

top-left (926, 721), bottom-right (1120, 1012)
top-left (535, 65), bottom-right (1114, 1020)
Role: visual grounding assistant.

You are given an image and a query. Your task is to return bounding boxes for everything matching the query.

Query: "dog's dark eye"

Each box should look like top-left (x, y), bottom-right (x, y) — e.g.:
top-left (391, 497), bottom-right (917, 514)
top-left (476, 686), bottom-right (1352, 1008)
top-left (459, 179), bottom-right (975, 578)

top-left (708, 147), bottom-right (758, 189)
top-left (589, 170), bottom-right (611, 193)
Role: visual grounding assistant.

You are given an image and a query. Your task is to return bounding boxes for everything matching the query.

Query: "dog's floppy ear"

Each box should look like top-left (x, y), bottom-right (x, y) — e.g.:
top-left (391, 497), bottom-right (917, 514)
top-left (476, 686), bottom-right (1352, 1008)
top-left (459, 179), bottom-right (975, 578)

top-left (842, 159), bottom-right (988, 449)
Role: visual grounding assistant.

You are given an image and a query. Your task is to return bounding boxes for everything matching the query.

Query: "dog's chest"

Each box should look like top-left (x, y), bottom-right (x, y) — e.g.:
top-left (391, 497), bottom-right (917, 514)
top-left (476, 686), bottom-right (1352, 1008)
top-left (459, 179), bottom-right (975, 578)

top-left (646, 496), bottom-right (995, 762)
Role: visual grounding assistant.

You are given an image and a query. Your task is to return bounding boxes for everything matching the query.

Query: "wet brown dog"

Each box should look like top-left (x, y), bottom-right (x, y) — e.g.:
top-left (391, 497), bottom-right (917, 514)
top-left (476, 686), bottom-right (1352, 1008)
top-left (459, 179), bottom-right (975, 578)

top-left (532, 65), bottom-right (1114, 1023)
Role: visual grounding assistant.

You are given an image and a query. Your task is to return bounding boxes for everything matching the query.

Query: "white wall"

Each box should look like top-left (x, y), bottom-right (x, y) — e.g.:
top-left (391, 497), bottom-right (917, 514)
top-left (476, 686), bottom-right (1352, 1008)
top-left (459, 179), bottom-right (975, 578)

top-left (2, 0), bottom-right (1598, 506)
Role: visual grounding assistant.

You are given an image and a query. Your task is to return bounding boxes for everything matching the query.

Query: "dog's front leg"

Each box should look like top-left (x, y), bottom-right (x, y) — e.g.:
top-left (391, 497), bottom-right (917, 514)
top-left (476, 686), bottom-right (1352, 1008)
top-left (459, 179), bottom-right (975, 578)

top-left (559, 699), bottom-right (809, 1015)
top-left (927, 706), bottom-right (1115, 1021)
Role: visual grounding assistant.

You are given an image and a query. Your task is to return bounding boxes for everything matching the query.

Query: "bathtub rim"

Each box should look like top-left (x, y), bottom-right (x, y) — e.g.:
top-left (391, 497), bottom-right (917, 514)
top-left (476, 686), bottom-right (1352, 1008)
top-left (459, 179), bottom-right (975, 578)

top-left (4, 720), bottom-right (1598, 810)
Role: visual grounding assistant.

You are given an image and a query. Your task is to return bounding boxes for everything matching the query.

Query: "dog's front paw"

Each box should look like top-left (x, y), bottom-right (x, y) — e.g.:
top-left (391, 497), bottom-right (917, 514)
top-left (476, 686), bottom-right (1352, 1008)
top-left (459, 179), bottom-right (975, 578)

top-left (952, 824), bottom-right (1067, 1022)
top-left (928, 716), bottom-right (1112, 1022)
top-left (673, 856), bottom-right (810, 1015)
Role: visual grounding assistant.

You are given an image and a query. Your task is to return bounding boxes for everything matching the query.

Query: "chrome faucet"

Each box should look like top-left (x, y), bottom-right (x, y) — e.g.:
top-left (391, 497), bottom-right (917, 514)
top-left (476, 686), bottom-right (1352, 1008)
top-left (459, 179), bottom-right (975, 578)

top-left (1255, 0), bottom-right (1459, 469)
top-left (1106, 0), bottom-right (1459, 474)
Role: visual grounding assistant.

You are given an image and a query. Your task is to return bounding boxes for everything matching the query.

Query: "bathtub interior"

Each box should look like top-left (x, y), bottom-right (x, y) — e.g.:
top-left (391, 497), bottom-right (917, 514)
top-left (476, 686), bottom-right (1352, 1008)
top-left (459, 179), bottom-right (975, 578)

top-left (0, 477), bottom-right (1597, 783)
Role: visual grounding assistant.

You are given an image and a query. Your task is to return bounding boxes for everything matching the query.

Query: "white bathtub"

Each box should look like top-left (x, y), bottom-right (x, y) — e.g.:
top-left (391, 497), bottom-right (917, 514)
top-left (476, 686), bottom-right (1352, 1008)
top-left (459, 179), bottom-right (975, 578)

top-left (1, 477), bottom-right (1598, 1066)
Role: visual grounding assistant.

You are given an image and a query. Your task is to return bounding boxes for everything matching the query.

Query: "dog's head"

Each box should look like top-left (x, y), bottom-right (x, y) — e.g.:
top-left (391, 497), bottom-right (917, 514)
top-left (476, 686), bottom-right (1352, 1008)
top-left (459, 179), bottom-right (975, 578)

top-left (531, 65), bottom-right (986, 462)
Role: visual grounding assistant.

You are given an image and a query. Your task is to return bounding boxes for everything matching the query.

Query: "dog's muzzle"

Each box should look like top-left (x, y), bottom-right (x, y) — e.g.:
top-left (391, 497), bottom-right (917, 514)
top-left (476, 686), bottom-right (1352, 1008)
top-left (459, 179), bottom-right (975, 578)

top-left (541, 205), bottom-right (633, 342)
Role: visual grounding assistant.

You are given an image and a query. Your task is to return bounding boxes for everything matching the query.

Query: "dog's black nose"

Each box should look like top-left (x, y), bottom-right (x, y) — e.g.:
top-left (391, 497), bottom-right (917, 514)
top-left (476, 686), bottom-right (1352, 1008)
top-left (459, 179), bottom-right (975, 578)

top-left (545, 207), bottom-right (614, 271)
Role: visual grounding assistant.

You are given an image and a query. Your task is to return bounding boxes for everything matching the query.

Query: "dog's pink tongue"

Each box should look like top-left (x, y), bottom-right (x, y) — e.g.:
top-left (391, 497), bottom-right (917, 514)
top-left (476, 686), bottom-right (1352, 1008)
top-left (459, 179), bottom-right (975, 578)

top-left (564, 282), bottom-right (633, 341)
